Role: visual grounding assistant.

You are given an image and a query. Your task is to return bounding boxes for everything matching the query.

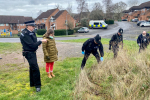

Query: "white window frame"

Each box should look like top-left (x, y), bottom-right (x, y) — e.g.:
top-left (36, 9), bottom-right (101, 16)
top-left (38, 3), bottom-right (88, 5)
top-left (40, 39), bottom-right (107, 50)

top-left (6, 24), bottom-right (9, 26)
top-left (0, 24), bottom-right (4, 26)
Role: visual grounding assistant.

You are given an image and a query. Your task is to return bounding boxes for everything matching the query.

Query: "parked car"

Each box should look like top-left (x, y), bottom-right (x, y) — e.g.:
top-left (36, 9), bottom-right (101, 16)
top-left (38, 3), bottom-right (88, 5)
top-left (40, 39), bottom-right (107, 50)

top-left (122, 19), bottom-right (127, 21)
top-left (132, 18), bottom-right (139, 22)
top-left (78, 27), bottom-right (89, 33)
top-left (140, 21), bottom-right (150, 27)
top-left (137, 20), bottom-right (146, 26)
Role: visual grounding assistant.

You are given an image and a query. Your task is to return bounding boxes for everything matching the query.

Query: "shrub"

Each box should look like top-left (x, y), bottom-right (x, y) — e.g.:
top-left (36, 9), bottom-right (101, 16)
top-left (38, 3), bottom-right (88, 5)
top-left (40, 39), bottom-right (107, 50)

top-left (54, 29), bottom-right (74, 36)
top-left (37, 29), bottom-right (46, 35)
top-left (74, 27), bottom-right (82, 33)
top-left (105, 19), bottom-right (114, 24)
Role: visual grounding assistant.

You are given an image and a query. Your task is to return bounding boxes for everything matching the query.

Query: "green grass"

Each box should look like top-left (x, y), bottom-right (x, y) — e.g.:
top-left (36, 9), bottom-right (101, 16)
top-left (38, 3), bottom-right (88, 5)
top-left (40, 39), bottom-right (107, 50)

top-left (0, 42), bottom-right (21, 54)
top-left (0, 34), bottom-right (19, 38)
top-left (58, 38), bottom-right (110, 45)
top-left (0, 38), bottom-right (144, 99)
top-left (36, 34), bottom-right (76, 38)
top-left (0, 55), bottom-right (96, 100)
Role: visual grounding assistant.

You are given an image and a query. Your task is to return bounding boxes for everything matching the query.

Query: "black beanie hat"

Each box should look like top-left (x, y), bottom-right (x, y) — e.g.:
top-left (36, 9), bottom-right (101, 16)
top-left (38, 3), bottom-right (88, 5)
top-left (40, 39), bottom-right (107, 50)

top-left (94, 34), bottom-right (101, 44)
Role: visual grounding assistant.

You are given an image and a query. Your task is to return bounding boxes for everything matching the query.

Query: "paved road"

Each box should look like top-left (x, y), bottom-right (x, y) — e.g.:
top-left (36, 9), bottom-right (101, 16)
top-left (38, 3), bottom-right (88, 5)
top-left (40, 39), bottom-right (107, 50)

top-left (0, 21), bottom-right (150, 42)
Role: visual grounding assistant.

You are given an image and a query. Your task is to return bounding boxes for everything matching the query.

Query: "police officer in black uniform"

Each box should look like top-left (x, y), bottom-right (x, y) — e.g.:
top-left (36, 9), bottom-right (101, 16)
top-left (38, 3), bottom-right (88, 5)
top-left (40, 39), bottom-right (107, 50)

top-left (109, 28), bottom-right (123, 58)
top-left (20, 20), bottom-right (47, 92)
top-left (137, 31), bottom-right (150, 53)
top-left (81, 34), bottom-right (104, 69)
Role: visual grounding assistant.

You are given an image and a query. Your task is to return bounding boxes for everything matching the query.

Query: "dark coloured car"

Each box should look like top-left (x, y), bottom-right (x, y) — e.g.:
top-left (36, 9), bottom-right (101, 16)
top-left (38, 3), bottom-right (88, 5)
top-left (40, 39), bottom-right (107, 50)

top-left (122, 19), bottom-right (127, 21)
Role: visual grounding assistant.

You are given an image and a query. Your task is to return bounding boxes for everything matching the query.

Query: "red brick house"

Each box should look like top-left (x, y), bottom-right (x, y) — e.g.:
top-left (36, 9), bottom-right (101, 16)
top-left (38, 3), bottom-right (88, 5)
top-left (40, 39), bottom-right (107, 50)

top-left (35, 8), bottom-right (75, 30)
top-left (122, 1), bottom-right (150, 21)
top-left (0, 16), bottom-right (32, 34)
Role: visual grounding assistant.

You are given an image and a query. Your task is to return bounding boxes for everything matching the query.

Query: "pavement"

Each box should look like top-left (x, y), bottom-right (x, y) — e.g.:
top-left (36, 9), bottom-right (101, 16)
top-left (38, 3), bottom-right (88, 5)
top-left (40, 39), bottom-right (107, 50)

top-left (0, 21), bottom-right (150, 43)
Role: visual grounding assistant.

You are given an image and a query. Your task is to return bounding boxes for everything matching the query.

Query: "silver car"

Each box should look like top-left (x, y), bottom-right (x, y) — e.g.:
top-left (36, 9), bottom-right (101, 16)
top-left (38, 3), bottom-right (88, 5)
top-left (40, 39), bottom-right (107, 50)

top-left (78, 27), bottom-right (89, 33)
top-left (140, 22), bottom-right (150, 27)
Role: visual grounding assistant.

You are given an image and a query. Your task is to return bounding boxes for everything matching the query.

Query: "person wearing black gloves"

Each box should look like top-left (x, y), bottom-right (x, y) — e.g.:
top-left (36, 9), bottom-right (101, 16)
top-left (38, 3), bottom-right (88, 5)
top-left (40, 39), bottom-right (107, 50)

top-left (109, 28), bottom-right (123, 58)
top-left (20, 20), bottom-right (47, 92)
top-left (137, 31), bottom-right (150, 53)
top-left (81, 34), bottom-right (104, 69)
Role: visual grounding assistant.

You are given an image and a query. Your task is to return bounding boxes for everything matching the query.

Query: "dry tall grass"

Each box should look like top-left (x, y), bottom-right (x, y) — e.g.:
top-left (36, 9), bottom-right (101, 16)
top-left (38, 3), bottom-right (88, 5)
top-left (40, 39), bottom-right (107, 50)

top-left (74, 49), bottom-right (150, 100)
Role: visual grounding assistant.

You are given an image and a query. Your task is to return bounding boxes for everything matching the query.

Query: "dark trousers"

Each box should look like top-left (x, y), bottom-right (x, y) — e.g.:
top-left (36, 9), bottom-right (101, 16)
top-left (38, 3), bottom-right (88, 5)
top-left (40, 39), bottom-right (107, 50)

top-left (139, 43), bottom-right (148, 53)
top-left (81, 51), bottom-right (100, 69)
top-left (25, 52), bottom-right (41, 88)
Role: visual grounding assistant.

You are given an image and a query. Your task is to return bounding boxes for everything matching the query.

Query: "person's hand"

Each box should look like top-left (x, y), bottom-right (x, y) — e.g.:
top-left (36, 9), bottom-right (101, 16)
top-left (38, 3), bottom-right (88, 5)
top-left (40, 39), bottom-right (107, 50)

top-left (46, 56), bottom-right (50, 60)
top-left (100, 57), bottom-right (103, 61)
top-left (138, 43), bottom-right (140, 46)
top-left (41, 39), bottom-right (48, 43)
top-left (82, 51), bottom-right (85, 55)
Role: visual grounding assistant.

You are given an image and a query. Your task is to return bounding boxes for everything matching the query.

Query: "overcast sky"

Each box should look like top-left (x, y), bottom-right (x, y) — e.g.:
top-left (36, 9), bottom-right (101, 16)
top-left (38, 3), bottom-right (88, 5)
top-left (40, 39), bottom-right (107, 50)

top-left (0, 0), bottom-right (149, 18)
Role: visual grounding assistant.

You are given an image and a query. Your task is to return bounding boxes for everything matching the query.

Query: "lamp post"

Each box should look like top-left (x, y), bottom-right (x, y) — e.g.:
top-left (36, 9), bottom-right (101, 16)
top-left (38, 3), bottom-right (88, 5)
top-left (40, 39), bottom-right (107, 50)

top-left (18, 20), bottom-right (20, 31)
top-left (66, 13), bottom-right (69, 35)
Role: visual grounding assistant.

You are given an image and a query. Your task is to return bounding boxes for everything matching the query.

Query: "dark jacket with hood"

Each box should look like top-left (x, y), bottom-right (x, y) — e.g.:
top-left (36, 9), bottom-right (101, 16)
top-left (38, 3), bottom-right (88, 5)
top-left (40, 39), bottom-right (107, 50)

top-left (137, 33), bottom-right (149, 44)
top-left (82, 38), bottom-right (104, 57)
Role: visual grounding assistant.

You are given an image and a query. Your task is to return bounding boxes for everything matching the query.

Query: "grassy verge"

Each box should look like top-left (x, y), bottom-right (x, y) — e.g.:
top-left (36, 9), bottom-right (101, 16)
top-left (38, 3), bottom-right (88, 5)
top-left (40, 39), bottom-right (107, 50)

top-left (36, 34), bottom-right (76, 38)
top-left (0, 42), bottom-right (96, 99)
top-left (58, 38), bottom-right (110, 45)
top-left (74, 38), bottom-right (150, 99)
top-left (0, 38), bottom-right (147, 99)
top-left (0, 34), bottom-right (19, 38)
top-left (0, 42), bottom-right (21, 54)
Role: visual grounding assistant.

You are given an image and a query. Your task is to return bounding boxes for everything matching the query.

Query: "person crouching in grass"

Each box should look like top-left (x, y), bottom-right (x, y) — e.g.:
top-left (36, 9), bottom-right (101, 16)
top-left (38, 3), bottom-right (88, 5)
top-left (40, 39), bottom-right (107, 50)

top-left (42, 29), bottom-right (58, 78)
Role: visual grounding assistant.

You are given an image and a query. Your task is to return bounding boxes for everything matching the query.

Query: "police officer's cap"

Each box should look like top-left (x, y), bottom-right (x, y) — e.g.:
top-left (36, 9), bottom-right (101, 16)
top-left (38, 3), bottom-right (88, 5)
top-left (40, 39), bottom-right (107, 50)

top-left (94, 34), bottom-right (101, 44)
top-left (118, 28), bottom-right (123, 34)
top-left (24, 20), bottom-right (36, 27)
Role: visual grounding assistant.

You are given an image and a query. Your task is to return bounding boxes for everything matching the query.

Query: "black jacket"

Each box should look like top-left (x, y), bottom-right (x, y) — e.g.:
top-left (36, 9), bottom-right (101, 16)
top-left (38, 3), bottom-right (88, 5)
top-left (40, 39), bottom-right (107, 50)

top-left (20, 28), bottom-right (42, 52)
top-left (110, 33), bottom-right (123, 43)
top-left (137, 33), bottom-right (149, 44)
top-left (82, 38), bottom-right (104, 57)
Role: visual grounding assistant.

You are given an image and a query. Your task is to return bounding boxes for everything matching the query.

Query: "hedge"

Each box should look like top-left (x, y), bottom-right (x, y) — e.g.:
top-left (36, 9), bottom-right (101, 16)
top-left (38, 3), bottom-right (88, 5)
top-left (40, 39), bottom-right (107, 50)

top-left (37, 29), bottom-right (47, 35)
top-left (105, 19), bottom-right (114, 24)
top-left (37, 29), bottom-right (74, 36)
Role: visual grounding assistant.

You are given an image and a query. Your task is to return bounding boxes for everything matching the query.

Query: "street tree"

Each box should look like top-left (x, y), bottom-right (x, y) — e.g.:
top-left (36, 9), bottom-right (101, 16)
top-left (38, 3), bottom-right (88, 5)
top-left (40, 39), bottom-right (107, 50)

top-left (113, 1), bottom-right (127, 20)
top-left (89, 2), bottom-right (104, 20)
top-left (76, 0), bottom-right (89, 22)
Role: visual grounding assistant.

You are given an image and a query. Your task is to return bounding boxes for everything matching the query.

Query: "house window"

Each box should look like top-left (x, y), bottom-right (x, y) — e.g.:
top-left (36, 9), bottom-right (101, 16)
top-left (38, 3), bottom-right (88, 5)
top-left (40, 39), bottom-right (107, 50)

top-left (44, 19), bottom-right (46, 22)
top-left (6, 24), bottom-right (9, 26)
top-left (0, 24), bottom-right (4, 26)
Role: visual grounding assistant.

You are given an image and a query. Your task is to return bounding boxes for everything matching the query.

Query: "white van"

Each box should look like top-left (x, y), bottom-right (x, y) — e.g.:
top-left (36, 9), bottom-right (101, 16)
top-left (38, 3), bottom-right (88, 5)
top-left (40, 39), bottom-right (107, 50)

top-left (89, 20), bottom-right (108, 29)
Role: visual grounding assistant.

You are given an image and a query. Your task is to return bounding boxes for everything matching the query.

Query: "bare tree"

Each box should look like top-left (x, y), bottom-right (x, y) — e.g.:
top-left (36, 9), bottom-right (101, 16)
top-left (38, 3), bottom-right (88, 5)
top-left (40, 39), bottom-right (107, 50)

top-left (89, 2), bottom-right (104, 20)
top-left (128, 0), bottom-right (139, 8)
top-left (55, 4), bottom-right (63, 10)
top-left (66, 3), bottom-right (72, 16)
top-left (113, 1), bottom-right (127, 20)
top-left (103, 0), bottom-right (114, 19)
top-left (76, 0), bottom-right (89, 22)
top-left (37, 10), bottom-right (43, 16)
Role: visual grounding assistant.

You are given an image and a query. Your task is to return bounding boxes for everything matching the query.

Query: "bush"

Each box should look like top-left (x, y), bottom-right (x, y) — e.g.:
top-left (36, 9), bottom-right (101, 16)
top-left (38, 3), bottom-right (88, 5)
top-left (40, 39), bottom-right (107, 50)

top-left (109, 20), bottom-right (114, 24)
top-left (54, 29), bottom-right (74, 36)
top-left (105, 19), bottom-right (114, 24)
top-left (74, 27), bottom-right (82, 33)
top-left (37, 29), bottom-right (74, 36)
top-left (81, 18), bottom-right (89, 27)
top-left (37, 29), bottom-right (46, 35)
